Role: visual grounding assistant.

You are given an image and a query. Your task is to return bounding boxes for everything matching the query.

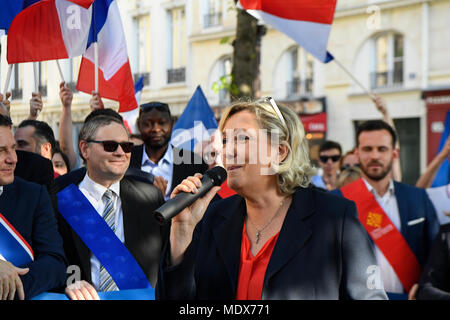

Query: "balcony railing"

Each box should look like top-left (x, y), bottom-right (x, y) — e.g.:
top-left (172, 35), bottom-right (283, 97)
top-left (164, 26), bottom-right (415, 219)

top-left (286, 77), bottom-right (313, 97)
top-left (370, 70), bottom-right (403, 89)
top-left (167, 68), bottom-right (185, 84)
top-left (10, 88), bottom-right (23, 100)
top-left (133, 72), bottom-right (150, 86)
top-left (204, 12), bottom-right (222, 28)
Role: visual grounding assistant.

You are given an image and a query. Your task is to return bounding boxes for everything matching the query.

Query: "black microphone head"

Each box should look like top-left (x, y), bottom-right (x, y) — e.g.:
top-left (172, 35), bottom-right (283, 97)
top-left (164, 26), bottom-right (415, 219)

top-left (204, 166), bottom-right (227, 186)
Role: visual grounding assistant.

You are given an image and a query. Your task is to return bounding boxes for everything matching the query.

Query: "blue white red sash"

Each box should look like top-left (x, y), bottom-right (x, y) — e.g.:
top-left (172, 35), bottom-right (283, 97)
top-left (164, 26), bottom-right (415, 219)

top-left (0, 213), bottom-right (34, 267)
top-left (57, 184), bottom-right (152, 291)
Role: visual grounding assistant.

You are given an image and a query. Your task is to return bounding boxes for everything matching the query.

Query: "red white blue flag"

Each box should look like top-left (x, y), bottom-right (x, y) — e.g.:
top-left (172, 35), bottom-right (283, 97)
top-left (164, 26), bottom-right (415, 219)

top-left (7, 0), bottom-right (94, 63)
top-left (76, 0), bottom-right (137, 113)
top-left (237, 0), bottom-right (337, 63)
top-left (0, 213), bottom-right (34, 267)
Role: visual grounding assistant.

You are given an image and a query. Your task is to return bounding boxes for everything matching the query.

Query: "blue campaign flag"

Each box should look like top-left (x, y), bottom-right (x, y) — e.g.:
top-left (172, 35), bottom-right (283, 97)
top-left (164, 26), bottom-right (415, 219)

top-left (171, 85), bottom-right (218, 151)
top-left (431, 111), bottom-right (450, 187)
top-left (0, 0), bottom-right (40, 34)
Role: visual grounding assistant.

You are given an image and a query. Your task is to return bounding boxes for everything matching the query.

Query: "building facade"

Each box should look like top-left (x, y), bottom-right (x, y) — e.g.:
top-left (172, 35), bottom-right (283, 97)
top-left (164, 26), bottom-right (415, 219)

top-left (1, 0), bottom-right (449, 183)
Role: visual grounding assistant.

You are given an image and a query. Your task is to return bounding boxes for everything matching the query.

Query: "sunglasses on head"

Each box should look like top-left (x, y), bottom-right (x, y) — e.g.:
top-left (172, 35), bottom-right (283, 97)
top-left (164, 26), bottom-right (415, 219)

top-left (87, 140), bottom-right (134, 153)
top-left (319, 155), bottom-right (341, 163)
top-left (140, 102), bottom-right (170, 112)
top-left (257, 96), bottom-right (287, 127)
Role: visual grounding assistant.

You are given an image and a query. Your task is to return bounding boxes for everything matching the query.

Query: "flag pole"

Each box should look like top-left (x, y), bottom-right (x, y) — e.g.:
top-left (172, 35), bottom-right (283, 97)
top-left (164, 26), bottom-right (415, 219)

top-left (56, 60), bottom-right (65, 83)
top-left (94, 42), bottom-right (99, 92)
top-left (33, 62), bottom-right (40, 117)
top-left (3, 64), bottom-right (12, 97)
top-left (332, 56), bottom-right (375, 99)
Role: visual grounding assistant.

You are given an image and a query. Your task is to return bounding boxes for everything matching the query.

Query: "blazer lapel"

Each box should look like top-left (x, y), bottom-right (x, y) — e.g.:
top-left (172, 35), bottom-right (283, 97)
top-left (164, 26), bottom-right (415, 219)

top-left (211, 196), bottom-right (245, 294)
top-left (119, 179), bottom-right (137, 249)
top-left (264, 188), bottom-right (314, 283)
top-left (394, 182), bottom-right (411, 242)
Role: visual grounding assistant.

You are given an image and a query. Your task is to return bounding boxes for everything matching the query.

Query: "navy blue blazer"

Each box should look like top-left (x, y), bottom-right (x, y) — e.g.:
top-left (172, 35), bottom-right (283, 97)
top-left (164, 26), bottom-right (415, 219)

top-left (332, 181), bottom-right (440, 268)
top-left (157, 187), bottom-right (388, 300)
top-left (0, 177), bottom-right (67, 299)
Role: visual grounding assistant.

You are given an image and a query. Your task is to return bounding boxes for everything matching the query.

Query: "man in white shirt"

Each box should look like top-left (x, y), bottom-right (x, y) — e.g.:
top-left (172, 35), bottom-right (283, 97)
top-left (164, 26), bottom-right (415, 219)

top-left (131, 102), bottom-right (208, 200)
top-left (56, 113), bottom-right (167, 300)
top-left (336, 120), bottom-right (439, 299)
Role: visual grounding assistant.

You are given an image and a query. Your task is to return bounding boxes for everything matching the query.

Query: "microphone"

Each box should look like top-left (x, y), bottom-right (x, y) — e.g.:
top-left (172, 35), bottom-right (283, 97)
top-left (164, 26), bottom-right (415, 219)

top-left (154, 166), bottom-right (228, 225)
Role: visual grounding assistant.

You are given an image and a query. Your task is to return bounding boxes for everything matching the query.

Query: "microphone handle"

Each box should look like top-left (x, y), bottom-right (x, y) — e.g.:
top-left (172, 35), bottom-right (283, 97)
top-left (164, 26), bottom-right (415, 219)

top-left (154, 178), bottom-right (215, 224)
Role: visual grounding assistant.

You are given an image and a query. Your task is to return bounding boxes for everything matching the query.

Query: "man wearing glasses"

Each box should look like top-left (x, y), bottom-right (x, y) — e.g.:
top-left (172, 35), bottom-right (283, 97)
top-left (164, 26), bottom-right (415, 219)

top-left (311, 140), bottom-right (342, 190)
top-left (56, 114), bottom-right (168, 299)
top-left (131, 102), bottom-right (208, 200)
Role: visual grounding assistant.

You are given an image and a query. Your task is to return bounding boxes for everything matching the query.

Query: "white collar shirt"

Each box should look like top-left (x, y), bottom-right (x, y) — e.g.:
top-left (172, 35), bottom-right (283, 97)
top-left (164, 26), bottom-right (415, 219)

top-left (78, 172), bottom-right (124, 291)
top-left (141, 144), bottom-right (173, 200)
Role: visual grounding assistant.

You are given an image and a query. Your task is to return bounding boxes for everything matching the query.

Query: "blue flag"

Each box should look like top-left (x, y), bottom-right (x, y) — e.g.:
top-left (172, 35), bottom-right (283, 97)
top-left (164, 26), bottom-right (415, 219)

top-left (171, 85), bottom-right (218, 151)
top-left (431, 111), bottom-right (450, 187)
top-left (0, 0), bottom-right (40, 34)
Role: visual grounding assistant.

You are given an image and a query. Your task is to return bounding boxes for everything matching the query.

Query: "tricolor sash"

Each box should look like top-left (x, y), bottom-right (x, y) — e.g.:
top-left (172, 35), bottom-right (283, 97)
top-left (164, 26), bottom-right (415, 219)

top-left (340, 179), bottom-right (421, 293)
top-left (57, 184), bottom-right (152, 291)
top-left (0, 213), bottom-right (34, 267)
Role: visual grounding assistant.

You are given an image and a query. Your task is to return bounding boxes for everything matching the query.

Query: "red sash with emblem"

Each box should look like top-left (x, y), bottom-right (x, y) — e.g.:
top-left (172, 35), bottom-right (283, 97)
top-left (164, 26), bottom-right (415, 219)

top-left (340, 178), bottom-right (421, 292)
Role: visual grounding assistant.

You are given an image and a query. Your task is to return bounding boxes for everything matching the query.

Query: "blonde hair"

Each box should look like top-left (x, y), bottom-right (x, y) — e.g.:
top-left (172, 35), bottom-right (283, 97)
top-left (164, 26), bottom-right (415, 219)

top-left (218, 99), bottom-right (314, 195)
top-left (337, 166), bottom-right (362, 189)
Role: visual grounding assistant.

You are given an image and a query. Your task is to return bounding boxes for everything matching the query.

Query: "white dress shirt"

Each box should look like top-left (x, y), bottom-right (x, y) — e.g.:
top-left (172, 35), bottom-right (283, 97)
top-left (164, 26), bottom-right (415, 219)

top-left (78, 172), bottom-right (124, 291)
top-left (141, 144), bottom-right (173, 200)
top-left (362, 178), bottom-right (404, 293)
top-left (0, 186), bottom-right (3, 197)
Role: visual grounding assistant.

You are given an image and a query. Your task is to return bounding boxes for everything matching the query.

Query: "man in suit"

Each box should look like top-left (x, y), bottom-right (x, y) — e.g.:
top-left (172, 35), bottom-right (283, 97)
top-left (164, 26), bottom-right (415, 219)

top-left (0, 114), bottom-right (67, 300)
top-left (132, 101), bottom-right (208, 200)
top-left (56, 114), bottom-right (167, 300)
top-left (334, 120), bottom-right (439, 299)
top-left (416, 223), bottom-right (450, 299)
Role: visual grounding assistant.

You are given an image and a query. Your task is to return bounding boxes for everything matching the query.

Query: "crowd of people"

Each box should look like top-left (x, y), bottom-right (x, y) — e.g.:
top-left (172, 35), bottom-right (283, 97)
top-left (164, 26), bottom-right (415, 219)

top-left (0, 84), bottom-right (449, 300)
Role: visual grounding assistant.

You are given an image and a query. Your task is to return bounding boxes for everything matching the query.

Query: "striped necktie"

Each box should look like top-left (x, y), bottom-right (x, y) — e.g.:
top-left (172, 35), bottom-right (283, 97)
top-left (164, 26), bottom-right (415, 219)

top-left (99, 189), bottom-right (119, 292)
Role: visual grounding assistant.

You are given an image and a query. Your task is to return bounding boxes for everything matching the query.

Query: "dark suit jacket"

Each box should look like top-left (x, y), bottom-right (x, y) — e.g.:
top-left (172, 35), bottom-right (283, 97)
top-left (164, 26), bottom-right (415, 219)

top-left (130, 144), bottom-right (208, 194)
top-left (333, 181), bottom-right (440, 269)
top-left (55, 168), bottom-right (169, 288)
top-left (416, 223), bottom-right (450, 300)
top-left (14, 150), bottom-right (59, 213)
top-left (0, 177), bottom-right (67, 299)
top-left (156, 187), bottom-right (388, 300)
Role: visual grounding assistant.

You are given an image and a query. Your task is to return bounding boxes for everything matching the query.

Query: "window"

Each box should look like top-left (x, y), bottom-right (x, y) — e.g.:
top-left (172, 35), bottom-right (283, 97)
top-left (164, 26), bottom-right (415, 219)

top-left (209, 56), bottom-right (232, 105)
top-left (203, 0), bottom-right (222, 28)
top-left (62, 57), bottom-right (80, 92)
top-left (134, 14), bottom-right (151, 86)
top-left (167, 7), bottom-right (186, 84)
top-left (371, 32), bottom-right (404, 89)
top-left (285, 47), bottom-right (314, 98)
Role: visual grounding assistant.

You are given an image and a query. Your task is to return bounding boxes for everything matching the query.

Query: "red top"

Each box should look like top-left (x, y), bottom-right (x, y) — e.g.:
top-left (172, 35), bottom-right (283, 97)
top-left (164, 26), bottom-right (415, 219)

top-left (236, 222), bottom-right (280, 300)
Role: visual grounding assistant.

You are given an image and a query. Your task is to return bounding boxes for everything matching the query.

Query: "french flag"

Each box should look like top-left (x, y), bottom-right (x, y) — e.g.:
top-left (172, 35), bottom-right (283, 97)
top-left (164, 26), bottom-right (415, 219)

top-left (237, 0), bottom-right (336, 63)
top-left (77, 0), bottom-right (137, 113)
top-left (122, 76), bottom-right (144, 134)
top-left (0, 213), bottom-right (34, 267)
top-left (7, 0), bottom-right (94, 63)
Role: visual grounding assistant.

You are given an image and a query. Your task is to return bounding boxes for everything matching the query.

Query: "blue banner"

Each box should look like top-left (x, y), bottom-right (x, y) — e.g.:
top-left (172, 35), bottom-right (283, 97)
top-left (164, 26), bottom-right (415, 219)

top-left (57, 184), bottom-right (153, 291)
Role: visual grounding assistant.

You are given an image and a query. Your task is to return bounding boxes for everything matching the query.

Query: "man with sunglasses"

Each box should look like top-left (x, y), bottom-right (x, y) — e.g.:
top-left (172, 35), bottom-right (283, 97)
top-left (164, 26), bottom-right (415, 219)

top-left (311, 140), bottom-right (342, 190)
top-left (55, 115), bottom-right (168, 300)
top-left (132, 102), bottom-right (208, 200)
